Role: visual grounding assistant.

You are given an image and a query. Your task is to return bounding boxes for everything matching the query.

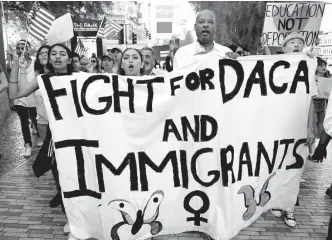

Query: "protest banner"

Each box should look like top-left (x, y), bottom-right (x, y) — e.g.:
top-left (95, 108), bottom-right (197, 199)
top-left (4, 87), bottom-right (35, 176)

top-left (262, 2), bottom-right (325, 46)
top-left (37, 53), bottom-right (316, 240)
top-left (316, 77), bottom-right (332, 99)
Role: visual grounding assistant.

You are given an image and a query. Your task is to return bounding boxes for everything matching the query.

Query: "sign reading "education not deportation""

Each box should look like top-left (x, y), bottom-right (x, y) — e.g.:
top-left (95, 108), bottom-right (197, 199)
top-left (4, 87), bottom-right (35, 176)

top-left (262, 2), bottom-right (325, 47)
top-left (38, 53), bottom-right (317, 240)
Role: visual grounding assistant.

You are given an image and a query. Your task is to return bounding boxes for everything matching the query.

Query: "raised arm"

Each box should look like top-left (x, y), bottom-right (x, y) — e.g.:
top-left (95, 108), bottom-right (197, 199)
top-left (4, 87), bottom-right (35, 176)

top-left (8, 56), bottom-right (39, 100)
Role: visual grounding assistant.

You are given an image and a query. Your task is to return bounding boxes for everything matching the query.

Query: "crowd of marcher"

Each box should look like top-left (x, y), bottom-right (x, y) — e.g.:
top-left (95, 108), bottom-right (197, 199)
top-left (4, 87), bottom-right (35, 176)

top-left (0, 9), bottom-right (331, 240)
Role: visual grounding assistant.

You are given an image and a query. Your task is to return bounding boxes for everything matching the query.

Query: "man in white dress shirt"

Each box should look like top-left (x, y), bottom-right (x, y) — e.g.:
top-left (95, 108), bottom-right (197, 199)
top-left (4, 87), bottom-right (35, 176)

top-left (173, 10), bottom-right (238, 69)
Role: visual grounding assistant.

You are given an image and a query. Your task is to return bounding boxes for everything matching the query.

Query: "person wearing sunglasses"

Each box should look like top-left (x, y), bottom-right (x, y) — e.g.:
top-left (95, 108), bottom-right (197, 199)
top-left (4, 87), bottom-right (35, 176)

top-left (88, 56), bottom-right (100, 73)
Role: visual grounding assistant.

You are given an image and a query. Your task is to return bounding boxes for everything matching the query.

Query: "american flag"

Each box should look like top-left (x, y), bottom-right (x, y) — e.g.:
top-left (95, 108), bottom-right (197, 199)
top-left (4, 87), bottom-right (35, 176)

top-left (75, 39), bottom-right (88, 57)
top-left (96, 17), bottom-right (123, 39)
top-left (26, 3), bottom-right (56, 42)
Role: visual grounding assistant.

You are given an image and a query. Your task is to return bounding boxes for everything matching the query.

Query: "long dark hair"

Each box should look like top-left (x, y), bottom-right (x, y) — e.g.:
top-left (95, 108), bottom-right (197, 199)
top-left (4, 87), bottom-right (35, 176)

top-left (34, 45), bottom-right (51, 74)
top-left (316, 57), bottom-right (330, 77)
top-left (46, 43), bottom-right (74, 74)
top-left (91, 56), bottom-right (100, 73)
top-left (117, 48), bottom-right (144, 76)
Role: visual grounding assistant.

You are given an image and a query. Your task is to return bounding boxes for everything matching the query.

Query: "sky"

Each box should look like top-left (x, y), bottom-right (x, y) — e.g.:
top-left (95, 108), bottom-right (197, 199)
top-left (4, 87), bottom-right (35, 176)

top-left (320, 3), bottom-right (332, 32)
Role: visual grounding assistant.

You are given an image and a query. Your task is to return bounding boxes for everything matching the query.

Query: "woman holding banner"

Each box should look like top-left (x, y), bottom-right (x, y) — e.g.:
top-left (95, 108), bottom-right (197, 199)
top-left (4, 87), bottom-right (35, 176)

top-left (8, 43), bottom-right (75, 238)
top-left (33, 44), bottom-right (65, 210)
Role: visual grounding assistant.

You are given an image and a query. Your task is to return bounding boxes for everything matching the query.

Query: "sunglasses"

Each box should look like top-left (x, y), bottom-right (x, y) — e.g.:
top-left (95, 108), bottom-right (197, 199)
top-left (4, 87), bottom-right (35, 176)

top-left (237, 51), bottom-right (243, 55)
top-left (91, 60), bottom-right (96, 63)
top-left (16, 47), bottom-right (26, 51)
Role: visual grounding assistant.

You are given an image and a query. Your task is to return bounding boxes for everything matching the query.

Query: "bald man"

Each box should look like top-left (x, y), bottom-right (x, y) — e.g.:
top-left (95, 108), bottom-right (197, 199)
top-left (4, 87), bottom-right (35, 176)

top-left (173, 10), bottom-right (238, 69)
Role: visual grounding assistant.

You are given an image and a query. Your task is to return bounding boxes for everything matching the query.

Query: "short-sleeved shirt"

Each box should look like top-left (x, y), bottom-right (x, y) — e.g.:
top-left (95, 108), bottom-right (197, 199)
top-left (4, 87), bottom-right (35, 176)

top-left (173, 41), bottom-right (232, 69)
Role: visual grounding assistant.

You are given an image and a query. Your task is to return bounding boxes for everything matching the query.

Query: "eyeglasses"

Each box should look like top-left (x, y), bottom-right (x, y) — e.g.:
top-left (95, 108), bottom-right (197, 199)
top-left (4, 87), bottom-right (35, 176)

top-left (39, 51), bottom-right (48, 56)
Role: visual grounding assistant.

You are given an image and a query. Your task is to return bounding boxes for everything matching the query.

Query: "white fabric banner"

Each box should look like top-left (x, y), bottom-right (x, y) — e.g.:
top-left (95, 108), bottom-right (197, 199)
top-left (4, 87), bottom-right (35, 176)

top-left (38, 53), bottom-right (317, 240)
top-left (316, 77), bottom-right (332, 99)
top-left (262, 2), bottom-right (325, 46)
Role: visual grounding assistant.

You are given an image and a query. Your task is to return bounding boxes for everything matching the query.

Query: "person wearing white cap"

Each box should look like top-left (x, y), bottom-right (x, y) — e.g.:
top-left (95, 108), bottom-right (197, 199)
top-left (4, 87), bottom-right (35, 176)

top-left (270, 32), bottom-right (317, 228)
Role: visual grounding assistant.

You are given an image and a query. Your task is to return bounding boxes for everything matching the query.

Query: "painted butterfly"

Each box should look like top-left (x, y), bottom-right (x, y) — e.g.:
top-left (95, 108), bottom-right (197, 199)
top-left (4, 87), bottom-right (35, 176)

top-left (109, 190), bottom-right (164, 240)
top-left (238, 172), bottom-right (276, 221)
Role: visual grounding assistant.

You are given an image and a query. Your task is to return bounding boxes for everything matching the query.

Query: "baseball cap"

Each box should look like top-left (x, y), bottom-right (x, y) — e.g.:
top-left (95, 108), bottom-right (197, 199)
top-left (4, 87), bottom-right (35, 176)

top-left (111, 48), bottom-right (122, 54)
top-left (101, 55), bottom-right (114, 61)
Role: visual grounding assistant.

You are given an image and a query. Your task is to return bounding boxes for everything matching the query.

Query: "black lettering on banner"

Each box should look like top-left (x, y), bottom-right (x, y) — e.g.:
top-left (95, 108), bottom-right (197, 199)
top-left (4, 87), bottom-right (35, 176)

top-left (41, 75), bottom-right (68, 120)
top-left (95, 153), bottom-right (139, 191)
top-left (180, 150), bottom-right (189, 189)
top-left (186, 72), bottom-right (200, 91)
top-left (170, 76), bottom-right (184, 96)
top-left (163, 119), bottom-right (183, 141)
top-left (244, 61), bottom-right (267, 98)
top-left (112, 75), bottom-right (135, 113)
top-left (269, 61), bottom-right (290, 94)
top-left (81, 75), bottom-right (112, 115)
top-left (138, 151), bottom-right (180, 191)
top-left (255, 141), bottom-right (279, 176)
top-left (278, 18), bottom-right (298, 31)
top-left (54, 139), bottom-right (101, 199)
top-left (286, 138), bottom-right (306, 170)
top-left (199, 68), bottom-right (215, 90)
top-left (200, 115), bottom-right (218, 142)
top-left (290, 60), bottom-right (309, 94)
top-left (136, 77), bottom-right (165, 112)
top-left (183, 190), bottom-right (210, 226)
top-left (220, 145), bottom-right (236, 187)
top-left (219, 59), bottom-right (244, 104)
top-left (191, 148), bottom-right (220, 187)
top-left (181, 115), bottom-right (200, 142)
top-left (278, 139), bottom-right (294, 169)
top-left (70, 80), bottom-right (83, 118)
top-left (238, 142), bottom-right (253, 181)
top-left (265, 4), bottom-right (272, 17)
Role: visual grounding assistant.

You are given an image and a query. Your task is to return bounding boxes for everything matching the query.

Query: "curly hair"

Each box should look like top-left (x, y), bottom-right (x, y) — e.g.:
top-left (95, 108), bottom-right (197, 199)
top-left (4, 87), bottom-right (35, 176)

top-left (34, 45), bottom-right (51, 74)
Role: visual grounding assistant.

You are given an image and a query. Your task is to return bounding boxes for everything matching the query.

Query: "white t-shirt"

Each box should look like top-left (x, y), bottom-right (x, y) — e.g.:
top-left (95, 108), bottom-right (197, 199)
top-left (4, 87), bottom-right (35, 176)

top-left (14, 59), bottom-right (36, 108)
top-left (173, 41), bottom-right (231, 69)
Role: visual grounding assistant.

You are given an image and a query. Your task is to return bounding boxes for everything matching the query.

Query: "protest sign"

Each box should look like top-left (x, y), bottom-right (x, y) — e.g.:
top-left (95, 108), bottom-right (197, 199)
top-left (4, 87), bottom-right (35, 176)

top-left (316, 77), bottom-right (332, 99)
top-left (262, 2), bottom-right (325, 46)
top-left (37, 53), bottom-right (316, 240)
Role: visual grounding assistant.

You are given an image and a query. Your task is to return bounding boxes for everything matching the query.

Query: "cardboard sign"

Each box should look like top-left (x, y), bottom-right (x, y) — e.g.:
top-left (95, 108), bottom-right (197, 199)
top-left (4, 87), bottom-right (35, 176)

top-left (38, 53), bottom-right (316, 240)
top-left (316, 77), bottom-right (332, 99)
top-left (262, 2), bottom-right (325, 46)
